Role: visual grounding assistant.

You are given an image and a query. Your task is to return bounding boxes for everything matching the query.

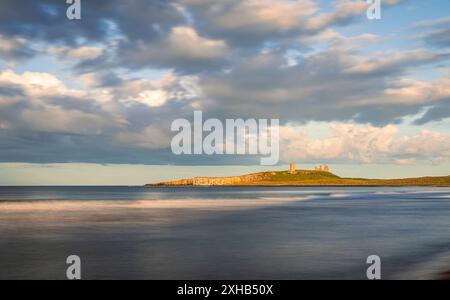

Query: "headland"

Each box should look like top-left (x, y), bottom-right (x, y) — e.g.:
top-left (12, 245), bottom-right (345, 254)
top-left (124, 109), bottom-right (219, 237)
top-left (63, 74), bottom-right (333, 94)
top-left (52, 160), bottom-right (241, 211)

top-left (146, 164), bottom-right (450, 187)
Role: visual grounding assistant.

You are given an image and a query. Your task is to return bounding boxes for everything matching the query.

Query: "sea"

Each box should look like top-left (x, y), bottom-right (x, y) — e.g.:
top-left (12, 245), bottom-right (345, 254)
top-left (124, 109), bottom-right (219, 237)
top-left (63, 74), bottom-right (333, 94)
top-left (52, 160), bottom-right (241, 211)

top-left (0, 186), bottom-right (449, 280)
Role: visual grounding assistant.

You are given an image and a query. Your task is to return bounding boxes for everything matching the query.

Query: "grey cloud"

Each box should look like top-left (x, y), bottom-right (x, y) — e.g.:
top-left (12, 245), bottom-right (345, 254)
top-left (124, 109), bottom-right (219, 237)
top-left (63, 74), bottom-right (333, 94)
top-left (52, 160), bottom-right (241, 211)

top-left (0, 0), bottom-right (448, 166)
top-left (198, 48), bottom-right (450, 125)
top-left (343, 51), bottom-right (450, 77)
top-left (1, 0), bottom-right (228, 74)
top-left (0, 33), bottom-right (36, 63)
top-left (0, 0), bottom-right (184, 44)
top-left (0, 83), bottom-right (25, 97)
top-left (0, 0), bottom-right (407, 75)
top-left (0, 43), bottom-right (36, 62)
top-left (414, 16), bottom-right (450, 48)
top-left (180, 0), bottom-right (404, 48)
top-left (180, 0), bottom-right (321, 47)
top-left (117, 26), bottom-right (229, 73)
top-left (423, 28), bottom-right (450, 47)
top-left (0, 69), bottom-right (223, 164)
top-left (92, 72), bottom-right (125, 88)
top-left (414, 101), bottom-right (450, 125)
top-left (0, 129), bottom-right (259, 165)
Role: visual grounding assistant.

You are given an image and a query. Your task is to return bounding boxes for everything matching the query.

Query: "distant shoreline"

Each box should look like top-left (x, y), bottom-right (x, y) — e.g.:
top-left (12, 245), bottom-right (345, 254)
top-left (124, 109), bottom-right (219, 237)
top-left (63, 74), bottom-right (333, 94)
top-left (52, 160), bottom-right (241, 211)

top-left (146, 170), bottom-right (450, 188)
top-left (146, 184), bottom-right (450, 188)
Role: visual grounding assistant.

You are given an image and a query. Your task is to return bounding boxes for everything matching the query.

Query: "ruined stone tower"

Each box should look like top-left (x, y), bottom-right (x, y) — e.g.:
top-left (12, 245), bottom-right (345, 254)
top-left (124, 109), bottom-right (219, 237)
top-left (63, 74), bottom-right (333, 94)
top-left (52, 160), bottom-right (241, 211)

top-left (289, 163), bottom-right (296, 174)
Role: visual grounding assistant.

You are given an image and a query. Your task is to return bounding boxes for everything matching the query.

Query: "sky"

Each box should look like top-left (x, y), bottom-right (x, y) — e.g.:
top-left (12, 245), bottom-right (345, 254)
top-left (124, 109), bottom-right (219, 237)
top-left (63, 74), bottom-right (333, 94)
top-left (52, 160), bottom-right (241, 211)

top-left (0, 0), bottom-right (449, 185)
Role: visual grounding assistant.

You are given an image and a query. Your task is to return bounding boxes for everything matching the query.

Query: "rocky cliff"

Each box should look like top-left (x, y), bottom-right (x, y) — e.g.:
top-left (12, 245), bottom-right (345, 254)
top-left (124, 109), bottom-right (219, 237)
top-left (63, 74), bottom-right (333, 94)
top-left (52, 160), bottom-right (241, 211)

top-left (149, 172), bottom-right (274, 186)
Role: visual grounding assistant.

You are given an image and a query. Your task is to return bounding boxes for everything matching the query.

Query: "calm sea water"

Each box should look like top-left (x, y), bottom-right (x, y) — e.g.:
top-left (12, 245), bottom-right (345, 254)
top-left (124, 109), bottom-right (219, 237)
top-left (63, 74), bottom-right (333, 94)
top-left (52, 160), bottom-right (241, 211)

top-left (0, 186), bottom-right (449, 280)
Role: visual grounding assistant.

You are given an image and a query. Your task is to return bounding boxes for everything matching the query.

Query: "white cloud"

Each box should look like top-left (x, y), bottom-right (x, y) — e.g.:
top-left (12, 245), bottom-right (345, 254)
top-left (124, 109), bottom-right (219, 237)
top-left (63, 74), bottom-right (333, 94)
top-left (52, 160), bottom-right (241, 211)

top-left (0, 69), bottom-right (122, 134)
top-left (0, 69), bottom-right (202, 145)
top-left (134, 90), bottom-right (169, 108)
top-left (0, 69), bottom-right (62, 88)
top-left (0, 69), bottom-right (84, 98)
top-left (117, 72), bottom-right (202, 108)
top-left (280, 122), bottom-right (450, 165)
top-left (166, 27), bottom-right (227, 60)
top-left (50, 46), bottom-right (103, 61)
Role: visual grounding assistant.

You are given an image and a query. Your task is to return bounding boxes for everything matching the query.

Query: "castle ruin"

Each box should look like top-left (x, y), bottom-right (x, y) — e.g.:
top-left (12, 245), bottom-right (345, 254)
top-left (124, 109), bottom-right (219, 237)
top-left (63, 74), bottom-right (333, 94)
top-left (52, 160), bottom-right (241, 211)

top-left (315, 164), bottom-right (330, 172)
top-left (289, 163), bottom-right (297, 174)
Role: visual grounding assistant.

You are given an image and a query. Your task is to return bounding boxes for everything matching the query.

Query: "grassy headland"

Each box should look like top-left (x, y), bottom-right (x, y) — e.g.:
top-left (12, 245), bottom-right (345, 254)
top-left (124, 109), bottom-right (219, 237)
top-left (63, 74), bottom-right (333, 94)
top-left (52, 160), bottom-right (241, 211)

top-left (147, 170), bottom-right (450, 187)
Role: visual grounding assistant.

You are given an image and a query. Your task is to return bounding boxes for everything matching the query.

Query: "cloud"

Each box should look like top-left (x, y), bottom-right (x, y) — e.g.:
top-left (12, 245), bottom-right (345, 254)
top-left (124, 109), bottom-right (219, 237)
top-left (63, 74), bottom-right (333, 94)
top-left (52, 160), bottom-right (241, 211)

top-left (0, 34), bottom-right (35, 62)
top-left (0, 69), bottom-right (83, 98)
top-left (303, 0), bottom-right (369, 31)
top-left (0, 0), bottom-right (185, 44)
top-left (414, 102), bottom-right (450, 125)
top-left (0, 0), bottom-right (407, 74)
top-left (181, 0), bottom-right (403, 48)
top-left (198, 47), bottom-right (450, 125)
top-left (280, 122), bottom-right (450, 164)
top-left (0, 0), bottom-right (188, 74)
top-left (0, 0), bottom-right (448, 167)
top-left (0, 69), bottom-right (205, 163)
top-left (0, 0), bottom-right (409, 73)
top-left (421, 28), bottom-right (450, 47)
top-left (111, 72), bottom-right (202, 108)
top-left (413, 16), bottom-right (450, 48)
top-left (118, 26), bottom-right (228, 72)
top-left (20, 105), bottom-right (112, 135)
top-left (0, 69), bottom-right (120, 135)
top-left (182, 0), bottom-right (318, 46)
top-left (412, 16), bottom-right (450, 29)
top-left (343, 50), bottom-right (450, 76)
top-left (113, 126), bottom-right (171, 150)
top-left (50, 46), bottom-right (103, 61)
